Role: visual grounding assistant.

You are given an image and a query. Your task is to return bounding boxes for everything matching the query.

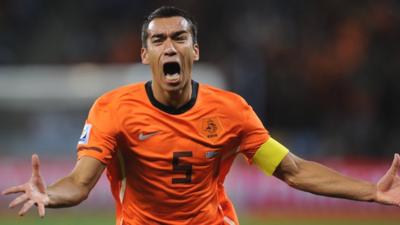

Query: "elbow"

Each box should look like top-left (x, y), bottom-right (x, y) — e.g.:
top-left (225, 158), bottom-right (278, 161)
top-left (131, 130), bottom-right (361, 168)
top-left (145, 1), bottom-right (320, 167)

top-left (274, 153), bottom-right (309, 189)
top-left (284, 158), bottom-right (315, 190)
top-left (280, 157), bottom-right (305, 189)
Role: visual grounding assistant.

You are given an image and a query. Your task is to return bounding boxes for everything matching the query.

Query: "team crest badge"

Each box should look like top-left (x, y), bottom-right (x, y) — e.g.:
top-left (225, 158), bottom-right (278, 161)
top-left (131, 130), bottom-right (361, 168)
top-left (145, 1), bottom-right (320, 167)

top-left (200, 117), bottom-right (223, 140)
top-left (78, 123), bottom-right (92, 145)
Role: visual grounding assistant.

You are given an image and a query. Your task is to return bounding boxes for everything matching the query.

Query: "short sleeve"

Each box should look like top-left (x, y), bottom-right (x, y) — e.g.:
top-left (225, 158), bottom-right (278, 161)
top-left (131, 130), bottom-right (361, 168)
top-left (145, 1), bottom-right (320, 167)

top-left (238, 100), bottom-right (269, 162)
top-left (77, 95), bottom-right (118, 165)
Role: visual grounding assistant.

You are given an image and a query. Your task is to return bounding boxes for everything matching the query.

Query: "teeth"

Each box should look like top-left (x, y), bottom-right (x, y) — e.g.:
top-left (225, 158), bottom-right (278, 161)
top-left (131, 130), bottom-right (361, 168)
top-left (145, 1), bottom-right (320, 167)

top-left (165, 73), bottom-right (180, 81)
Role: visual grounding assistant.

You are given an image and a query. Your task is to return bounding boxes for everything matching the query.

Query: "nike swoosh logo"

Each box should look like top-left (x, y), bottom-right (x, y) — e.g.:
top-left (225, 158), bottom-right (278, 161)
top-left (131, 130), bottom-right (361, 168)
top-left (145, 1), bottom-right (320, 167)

top-left (138, 131), bottom-right (159, 141)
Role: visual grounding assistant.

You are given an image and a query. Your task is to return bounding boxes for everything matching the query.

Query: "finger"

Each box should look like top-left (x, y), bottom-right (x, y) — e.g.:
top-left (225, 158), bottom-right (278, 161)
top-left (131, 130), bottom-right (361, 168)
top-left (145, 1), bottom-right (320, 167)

top-left (2, 185), bottom-right (25, 195)
top-left (38, 203), bottom-right (46, 218)
top-left (9, 194), bottom-right (29, 208)
top-left (389, 153), bottom-right (400, 176)
top-left (18, 200), bottom-right (35, 217)
top-left (32, 154), bottom-right (41, 177)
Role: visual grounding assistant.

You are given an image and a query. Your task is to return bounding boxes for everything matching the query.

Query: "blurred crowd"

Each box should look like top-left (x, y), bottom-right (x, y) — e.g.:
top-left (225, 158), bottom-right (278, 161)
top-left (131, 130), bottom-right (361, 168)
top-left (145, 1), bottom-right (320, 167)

top-left (1, 0), bottom-right (400, 157)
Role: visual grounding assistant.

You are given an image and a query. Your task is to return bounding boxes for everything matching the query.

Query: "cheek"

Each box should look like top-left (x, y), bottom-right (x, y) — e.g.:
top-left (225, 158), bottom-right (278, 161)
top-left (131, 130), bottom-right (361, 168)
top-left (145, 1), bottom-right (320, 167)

top-left (183, 48), bottom-right (195, 62)
top-left (147, 48), bottom-right (162, 60)
top-left (148, 54), bottom-right (161, 68)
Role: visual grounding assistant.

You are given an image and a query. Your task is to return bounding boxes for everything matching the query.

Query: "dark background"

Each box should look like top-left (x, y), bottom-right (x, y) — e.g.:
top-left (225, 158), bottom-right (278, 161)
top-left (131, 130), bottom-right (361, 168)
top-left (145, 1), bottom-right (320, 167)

top-left (1, 0), bottom-right (400, 158)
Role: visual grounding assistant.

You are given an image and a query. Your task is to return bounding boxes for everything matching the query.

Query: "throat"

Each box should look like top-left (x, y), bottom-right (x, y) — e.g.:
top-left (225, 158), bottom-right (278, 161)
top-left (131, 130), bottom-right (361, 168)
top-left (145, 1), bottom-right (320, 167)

top-left (152, 82), bottom-right (192, 109)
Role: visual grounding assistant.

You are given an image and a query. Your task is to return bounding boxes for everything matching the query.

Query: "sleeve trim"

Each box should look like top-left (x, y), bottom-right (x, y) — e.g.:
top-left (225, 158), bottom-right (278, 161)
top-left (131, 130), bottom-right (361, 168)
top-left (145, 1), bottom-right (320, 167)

top-left (77, 146), bottom-right (103, 153)
top-left (77, 150), bottom-right (108, 165)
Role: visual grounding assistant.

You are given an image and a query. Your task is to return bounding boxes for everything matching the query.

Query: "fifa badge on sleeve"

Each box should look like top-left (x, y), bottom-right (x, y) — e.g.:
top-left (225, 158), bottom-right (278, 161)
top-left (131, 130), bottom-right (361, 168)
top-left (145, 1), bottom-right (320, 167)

top-left (78, 123), bottom-right (92, 145)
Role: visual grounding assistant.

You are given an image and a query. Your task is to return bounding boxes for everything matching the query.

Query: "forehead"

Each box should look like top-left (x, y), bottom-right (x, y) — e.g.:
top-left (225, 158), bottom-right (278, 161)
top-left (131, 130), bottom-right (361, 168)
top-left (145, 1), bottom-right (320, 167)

top-left (147, 16), bottom-right (190, 35)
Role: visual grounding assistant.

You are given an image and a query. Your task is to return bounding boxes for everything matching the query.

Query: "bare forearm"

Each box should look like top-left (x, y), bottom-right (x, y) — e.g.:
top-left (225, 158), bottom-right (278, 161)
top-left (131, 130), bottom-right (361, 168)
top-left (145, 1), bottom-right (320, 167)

top-left (275, 154), bottom-right (377, 202)
top-left (288, 160), bottom-right (376, 201)
top-left (46, 175), bottom-right (90, 208)
top-left (45, 157), bottom-right (105, 208)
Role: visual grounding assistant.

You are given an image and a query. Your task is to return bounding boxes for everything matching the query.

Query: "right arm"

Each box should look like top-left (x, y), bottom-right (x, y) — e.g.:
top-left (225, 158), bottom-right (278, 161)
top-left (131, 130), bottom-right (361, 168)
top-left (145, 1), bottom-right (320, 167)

top-left (4, 94), bottom-right (118, 217)
top-left (2, 154), bottom-right (105, 217)
top-left (46, 155), bottom-right (105, 208)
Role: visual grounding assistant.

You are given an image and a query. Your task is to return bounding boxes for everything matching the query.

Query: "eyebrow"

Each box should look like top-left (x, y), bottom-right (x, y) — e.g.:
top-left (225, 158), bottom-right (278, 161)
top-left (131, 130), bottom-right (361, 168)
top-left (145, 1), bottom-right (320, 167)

top-left (150, 30), bottom-right (188, 40)
top-left (171, 30), bottom-right (188, 38)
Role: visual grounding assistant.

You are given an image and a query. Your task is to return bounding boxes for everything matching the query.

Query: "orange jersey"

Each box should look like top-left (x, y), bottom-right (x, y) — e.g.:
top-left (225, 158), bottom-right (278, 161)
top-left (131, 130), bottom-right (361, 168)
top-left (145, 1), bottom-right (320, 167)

top-left (77, 81), bottom-right (269, 225)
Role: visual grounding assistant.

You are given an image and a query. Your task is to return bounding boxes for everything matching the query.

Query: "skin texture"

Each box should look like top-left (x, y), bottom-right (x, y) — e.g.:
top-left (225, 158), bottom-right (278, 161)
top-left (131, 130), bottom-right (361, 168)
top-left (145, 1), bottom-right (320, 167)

top-left (2, 16), bottom-right (400, 218)
top-left (273, 153), bottom-right (400, 205)
top-left (1, 16), bottom-right (201, 218)
top-left (2, 155), bottom-right (105, 217)
top-left (141, 16), bottom-right (199, 108)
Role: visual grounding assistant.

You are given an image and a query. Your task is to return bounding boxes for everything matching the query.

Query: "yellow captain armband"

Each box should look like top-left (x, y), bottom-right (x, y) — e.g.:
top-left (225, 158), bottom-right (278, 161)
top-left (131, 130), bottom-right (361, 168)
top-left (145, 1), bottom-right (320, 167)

top-left (253, 137), bottom-right (290, 176)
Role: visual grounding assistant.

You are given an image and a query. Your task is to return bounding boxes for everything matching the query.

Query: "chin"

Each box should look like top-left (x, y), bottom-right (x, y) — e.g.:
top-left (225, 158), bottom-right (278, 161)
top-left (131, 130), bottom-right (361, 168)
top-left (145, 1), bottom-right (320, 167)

top-left (162, 84), bottom-right (184, 93)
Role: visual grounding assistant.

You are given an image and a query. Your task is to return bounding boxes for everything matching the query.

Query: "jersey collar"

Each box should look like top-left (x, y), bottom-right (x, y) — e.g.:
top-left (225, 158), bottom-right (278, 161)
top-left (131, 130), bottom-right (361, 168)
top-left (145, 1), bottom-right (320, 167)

top-left (145, 80), bottom-right (199, 115)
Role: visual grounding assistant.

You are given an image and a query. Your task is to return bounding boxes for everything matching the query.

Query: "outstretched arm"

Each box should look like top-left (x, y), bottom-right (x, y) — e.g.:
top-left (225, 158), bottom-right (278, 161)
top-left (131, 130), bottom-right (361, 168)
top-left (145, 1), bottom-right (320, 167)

top-left (2, 154), bottom-right (105, 217)
top-left (274, 152), bottom-right (400, 205)
top-left (46, 155), bottom-right (105, 208)
top-left (274, 153), bottom-right (376, 201)
top-left (254, 137), bottom-right (400, 206)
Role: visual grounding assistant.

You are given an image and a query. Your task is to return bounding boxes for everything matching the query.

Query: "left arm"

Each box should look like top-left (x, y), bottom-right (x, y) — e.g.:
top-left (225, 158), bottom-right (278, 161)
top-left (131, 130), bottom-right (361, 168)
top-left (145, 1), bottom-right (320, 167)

top-left (254, 138), bottom-right (400, 205)
top-left (274, 152), bottom-right (377, 202)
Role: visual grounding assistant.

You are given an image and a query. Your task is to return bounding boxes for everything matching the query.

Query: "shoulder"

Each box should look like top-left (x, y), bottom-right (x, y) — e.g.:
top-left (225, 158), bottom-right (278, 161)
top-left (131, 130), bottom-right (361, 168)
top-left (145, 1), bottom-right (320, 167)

top-left (198, 83), bottom-right (254, 122)
top-left (199, 83), bottom-right (249, 108)
top-left (92, 82), bottom-right (146, 110)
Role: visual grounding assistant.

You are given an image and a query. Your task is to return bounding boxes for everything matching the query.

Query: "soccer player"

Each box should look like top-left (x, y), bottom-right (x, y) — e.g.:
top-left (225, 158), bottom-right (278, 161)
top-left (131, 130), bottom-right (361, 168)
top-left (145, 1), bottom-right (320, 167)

top-left (3, 6), bottom-right (400, 225)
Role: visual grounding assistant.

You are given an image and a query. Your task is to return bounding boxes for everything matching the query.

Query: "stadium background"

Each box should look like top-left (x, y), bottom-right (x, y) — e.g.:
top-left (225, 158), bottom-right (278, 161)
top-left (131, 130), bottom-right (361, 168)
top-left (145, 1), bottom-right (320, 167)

top-left (1, 0), bottom-right (400, 224)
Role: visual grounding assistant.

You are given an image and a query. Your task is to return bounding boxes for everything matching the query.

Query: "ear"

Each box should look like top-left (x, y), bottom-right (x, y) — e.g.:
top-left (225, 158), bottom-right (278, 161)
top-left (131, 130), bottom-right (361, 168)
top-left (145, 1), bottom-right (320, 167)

top-left (193, 44), bottom-right (200, 61)
top-left (141, 47), bottom-right (149, 64)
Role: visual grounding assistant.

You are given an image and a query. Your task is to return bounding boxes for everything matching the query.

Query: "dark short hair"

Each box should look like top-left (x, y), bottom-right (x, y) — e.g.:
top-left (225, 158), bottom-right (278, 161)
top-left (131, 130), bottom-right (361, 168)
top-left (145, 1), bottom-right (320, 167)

top-left (141, 6), bottom-right (198, 48)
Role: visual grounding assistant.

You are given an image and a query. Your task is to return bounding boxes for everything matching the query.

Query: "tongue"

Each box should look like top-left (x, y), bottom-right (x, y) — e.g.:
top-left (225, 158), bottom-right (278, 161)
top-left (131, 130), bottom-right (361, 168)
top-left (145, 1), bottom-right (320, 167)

top-left (165, 73), bottom-right (180, 82)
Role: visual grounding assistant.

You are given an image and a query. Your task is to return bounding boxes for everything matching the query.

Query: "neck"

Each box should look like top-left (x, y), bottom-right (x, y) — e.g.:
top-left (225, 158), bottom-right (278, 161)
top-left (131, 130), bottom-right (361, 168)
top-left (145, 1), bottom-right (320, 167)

top-left (152, 82), bottom-right (192, 108)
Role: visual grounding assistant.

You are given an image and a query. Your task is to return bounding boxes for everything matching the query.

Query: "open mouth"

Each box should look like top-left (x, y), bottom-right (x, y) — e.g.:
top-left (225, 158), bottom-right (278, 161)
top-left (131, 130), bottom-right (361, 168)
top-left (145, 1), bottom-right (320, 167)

top-left (163, 62), bottom-right (181, 76)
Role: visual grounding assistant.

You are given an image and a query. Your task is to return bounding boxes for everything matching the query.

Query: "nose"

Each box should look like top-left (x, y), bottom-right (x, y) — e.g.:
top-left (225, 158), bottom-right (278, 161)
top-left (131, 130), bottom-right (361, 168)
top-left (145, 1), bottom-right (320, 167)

top-left (163, 39), bottom-right (177, 56)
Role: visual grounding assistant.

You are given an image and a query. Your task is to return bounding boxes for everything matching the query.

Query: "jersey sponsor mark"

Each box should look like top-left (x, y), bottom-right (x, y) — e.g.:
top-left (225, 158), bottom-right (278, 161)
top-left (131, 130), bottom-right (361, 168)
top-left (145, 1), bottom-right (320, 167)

top-left (138, 131), bottom-right (160, 141)
top-left (78, 123), bottom-right (92, 145)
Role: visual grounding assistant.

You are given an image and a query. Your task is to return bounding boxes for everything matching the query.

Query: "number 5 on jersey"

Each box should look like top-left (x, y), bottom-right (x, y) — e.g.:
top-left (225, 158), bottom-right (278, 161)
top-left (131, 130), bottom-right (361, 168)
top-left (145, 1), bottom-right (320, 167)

top-left (172, 151), bottom-right (193, 184)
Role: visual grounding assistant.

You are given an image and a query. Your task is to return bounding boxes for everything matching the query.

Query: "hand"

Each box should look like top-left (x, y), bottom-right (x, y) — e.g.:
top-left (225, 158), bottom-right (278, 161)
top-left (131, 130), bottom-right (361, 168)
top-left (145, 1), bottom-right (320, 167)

top-left (2, 154), bottom-right (49, 217)
top-left (375, 153), bottom-right (400, 206)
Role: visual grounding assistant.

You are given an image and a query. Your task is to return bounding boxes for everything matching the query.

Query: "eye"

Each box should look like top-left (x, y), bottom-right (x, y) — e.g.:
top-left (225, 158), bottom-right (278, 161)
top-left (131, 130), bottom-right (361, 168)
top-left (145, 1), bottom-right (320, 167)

top-left (175, 35), bottom-right (188, 43)
top-left (152, 39), bottom-right (162, 45)
top-left (151, 36), bottom-right (165, 46)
